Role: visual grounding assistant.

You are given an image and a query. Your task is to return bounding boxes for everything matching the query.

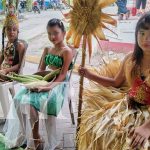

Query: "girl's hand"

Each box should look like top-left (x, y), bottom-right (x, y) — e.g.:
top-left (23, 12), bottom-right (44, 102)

top-left (30, 86), bottom-right (51, 92)
top-left (0, 70), bottom-right (7, 75)
top-left (37, 86), bottom-right (51, 92)
top-left (78, 66), bottom-right (90, 78)
top-left (130, 124), bottom-right (150, 149)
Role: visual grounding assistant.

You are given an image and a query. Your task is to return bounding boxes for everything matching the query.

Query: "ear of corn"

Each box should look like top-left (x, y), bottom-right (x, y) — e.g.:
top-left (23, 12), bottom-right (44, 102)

top-left (15, 74), bottom-right (43, 80)
top-left (6, 76), bottom-right (36, 83)
top-left (24, 75), bottom-right (43, 80)
top-left (43, 68), bottom-right (61, 81)
top-left (12, 73), bottom-right (41, 81)
top-left (24, 81), bottom-right (48, 89)
top-left (6, 69), bottom-right (61, 88)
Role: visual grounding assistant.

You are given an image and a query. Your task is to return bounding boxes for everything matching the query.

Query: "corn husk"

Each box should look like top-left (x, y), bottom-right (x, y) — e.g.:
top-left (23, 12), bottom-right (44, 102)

top-left (63, 0), bottom-right (117, 60)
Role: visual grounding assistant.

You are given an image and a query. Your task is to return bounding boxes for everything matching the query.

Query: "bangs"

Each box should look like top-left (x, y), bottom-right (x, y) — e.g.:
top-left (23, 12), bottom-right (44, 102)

top-left (139, 22), bottom-right (150, 30)
top-left (138, 14), bottom-right (150, 30)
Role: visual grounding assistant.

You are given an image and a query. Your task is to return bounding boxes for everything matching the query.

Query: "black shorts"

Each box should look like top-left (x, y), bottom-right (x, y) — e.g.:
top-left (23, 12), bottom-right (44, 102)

top-left (136, 0), bottom-right (147, 9)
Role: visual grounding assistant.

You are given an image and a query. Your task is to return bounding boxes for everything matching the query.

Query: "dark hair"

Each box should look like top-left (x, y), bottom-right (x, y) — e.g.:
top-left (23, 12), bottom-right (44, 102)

top-left (2, 27), bottom-right (5, 51)
top-left (131, 12), bottom-right (150, 77)
top-left (47, 18), bottom-right (65, 32)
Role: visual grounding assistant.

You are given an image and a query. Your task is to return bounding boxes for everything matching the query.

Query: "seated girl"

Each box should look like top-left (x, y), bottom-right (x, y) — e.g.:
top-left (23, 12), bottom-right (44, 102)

top-left (5, 18), bottom-right (73, 150)
top-left (0, 4), bottom-right (25, 78)
top-left (78, 12), bottom-right (150, 150)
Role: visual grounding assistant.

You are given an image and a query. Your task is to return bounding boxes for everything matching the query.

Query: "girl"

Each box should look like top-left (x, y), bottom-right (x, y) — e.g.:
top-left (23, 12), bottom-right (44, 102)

top-left (0, 4), bottom-right (25, 78)
top-left (5, 18), bottom-right (73, 150)
top-left (78, 12), bottom-right (150, 149)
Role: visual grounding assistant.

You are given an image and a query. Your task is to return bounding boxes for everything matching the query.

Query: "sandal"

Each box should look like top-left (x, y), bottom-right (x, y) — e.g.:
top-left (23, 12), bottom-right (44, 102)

top-left (25, 138), bottom-right (44, 150)
top-left (118, 14), bottom-right (123, 20)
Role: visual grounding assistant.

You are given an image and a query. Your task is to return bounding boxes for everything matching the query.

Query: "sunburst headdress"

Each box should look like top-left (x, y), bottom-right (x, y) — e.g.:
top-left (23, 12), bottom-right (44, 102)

top-left (2, 4), bottom-right (19, 50)
top-left (63, 0), bottom-right (117, 59)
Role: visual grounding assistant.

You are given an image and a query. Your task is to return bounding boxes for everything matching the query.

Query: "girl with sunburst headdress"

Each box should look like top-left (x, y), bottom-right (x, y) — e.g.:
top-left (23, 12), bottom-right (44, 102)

top-left (0, 3), bottom-right (25, 81)
top-left (0, 3), bottom-right (25, 150)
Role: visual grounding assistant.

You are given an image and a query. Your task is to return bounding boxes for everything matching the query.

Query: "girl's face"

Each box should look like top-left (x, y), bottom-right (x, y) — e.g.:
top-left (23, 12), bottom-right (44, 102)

top-left (47, 25), bottom-right (65, 45)
top-left (138, 28), bottom-right (150, 52)
top-left (6, 25), bottom-right (18, 42)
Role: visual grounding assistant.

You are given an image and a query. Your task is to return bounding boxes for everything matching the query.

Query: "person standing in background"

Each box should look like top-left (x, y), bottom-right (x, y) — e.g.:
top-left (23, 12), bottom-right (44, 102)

top-left (116, 0), bottom-right (130, 20)
top-left (26, 0), bottom-right (33, 12)
top-left (136, 0), bottom-right (147, 16)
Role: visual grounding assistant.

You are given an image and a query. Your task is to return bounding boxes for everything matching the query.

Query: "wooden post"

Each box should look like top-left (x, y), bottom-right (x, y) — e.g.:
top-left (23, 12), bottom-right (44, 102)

top-left (76, 35), bottom-right (87, 148)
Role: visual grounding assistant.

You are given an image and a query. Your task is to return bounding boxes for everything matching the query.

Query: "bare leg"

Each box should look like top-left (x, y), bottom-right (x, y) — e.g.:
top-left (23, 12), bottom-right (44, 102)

top-left (27, 105), bottom-right (40, 139)
top-left (26, 105), bottom-right (44, 150)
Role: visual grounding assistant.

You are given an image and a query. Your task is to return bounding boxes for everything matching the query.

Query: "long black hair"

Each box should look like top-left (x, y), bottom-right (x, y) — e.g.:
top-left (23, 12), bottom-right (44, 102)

top-left (131, 12), bottom-right (150, 77)
top-left (2, 27), bottom-right (5, 51)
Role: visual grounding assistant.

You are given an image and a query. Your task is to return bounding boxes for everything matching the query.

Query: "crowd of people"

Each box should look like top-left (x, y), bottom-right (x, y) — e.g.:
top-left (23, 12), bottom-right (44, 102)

top-left (16, 0), bottom-right (66, 13)
top-left (116, 0), bottom-right (149, 20)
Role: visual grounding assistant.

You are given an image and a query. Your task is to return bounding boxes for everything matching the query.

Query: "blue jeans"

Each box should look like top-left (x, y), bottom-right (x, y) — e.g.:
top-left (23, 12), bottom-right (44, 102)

top-left (116, 0), bottom-right (129, 14)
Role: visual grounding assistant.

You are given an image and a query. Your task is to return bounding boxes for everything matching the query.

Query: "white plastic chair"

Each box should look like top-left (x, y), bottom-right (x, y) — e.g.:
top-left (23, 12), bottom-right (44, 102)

top-left (67, 48), bottom-right (78, 125)
top-left (0, 39), bottom-right (28, 119)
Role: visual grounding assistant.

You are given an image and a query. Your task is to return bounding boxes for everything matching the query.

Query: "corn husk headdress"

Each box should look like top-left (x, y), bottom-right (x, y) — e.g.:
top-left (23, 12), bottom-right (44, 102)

top-left (3, 4), bottom-right (19, 28)
top-left (2, 4), bottom-right (19, 50)
top-left (62, 0), bottom-right (117, 59)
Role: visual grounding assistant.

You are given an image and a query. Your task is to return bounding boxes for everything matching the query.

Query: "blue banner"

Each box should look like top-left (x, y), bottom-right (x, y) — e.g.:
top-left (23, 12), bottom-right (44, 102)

top-left (0, 1), bottom-right (2, 11)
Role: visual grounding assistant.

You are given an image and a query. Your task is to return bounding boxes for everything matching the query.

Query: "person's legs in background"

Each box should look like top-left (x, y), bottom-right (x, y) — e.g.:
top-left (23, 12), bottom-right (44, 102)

top-left (124, 0), bottom-right (130, 19)
top-left (116, 0), bottom-right (130, 20)
top-left (136, 0), bottom-right (142, 15)
top-left (141, 0), bottom-right (147, 14)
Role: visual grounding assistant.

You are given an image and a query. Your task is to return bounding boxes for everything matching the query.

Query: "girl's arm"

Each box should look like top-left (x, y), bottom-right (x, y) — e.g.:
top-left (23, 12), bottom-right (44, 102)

top-left (38, 47), bottom-right (48, 71)
top-left (2, 42), bottom-right (25, 74)
top-left (78, 53), bottom-right (132, 88)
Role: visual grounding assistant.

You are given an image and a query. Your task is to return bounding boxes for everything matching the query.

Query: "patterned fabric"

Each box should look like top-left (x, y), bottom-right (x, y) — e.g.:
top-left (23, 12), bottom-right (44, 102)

top-left (129, 77), bottom-right (150, 105)
top-left (1, 42), bottom-right (15, 70)
top-left (45, 53), bottom-right (73, 70)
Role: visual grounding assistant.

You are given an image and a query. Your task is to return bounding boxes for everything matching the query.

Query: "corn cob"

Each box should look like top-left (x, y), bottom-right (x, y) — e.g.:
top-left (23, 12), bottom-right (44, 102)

top-left (6, 69), bottom-right (61, 86)
top-left (12, 73), bottom-right (40, 81)
top-left (24, 80), bottom-right (48, 89)
top-left (13, 73), bottom-right (43, 80)
top-left (43, 68), bottom-right (61, 81)
top-left (25, 75), bottom-right (43, 80)
top-left (6, 75), bottom-right (36, 83)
